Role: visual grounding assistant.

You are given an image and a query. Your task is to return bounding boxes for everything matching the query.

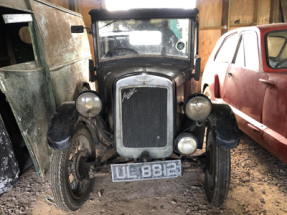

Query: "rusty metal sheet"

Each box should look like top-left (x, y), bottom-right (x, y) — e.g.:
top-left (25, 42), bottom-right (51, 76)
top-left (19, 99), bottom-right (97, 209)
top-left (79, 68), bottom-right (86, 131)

top-left (0, 61), bottom-right (53, 178)
top-left (0, 0), bottom-right (32, 13)
top-left (0, 114), bottom-right (19, 194)
top-left (30, 0), bottom-right (91, 70)
top-left (50, 59), bottom-right (95, 106)
top-left (0, 1), bottom-right (94, 178)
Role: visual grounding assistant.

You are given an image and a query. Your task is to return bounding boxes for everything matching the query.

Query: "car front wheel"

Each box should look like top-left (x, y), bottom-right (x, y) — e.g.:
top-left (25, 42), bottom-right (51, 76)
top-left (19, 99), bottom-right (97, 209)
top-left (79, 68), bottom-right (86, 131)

top-left (204, 124), bottom-right (231, 206)
top-left (50, 124), bottom-right (95, 211)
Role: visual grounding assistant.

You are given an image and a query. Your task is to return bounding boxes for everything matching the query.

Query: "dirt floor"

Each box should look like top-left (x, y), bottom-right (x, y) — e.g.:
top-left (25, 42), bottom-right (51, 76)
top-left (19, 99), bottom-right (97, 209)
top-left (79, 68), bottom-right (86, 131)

top-left (1, 131), bottom-right (287, 215)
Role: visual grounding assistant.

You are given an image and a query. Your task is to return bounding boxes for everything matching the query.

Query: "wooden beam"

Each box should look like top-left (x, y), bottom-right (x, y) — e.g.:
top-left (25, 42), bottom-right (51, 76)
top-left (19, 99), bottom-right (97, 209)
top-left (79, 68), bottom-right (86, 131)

top-left (221, 0), bottom-right (229, 34)
top-left (253, 0), bottom-right (261, 25)
top-left (74, 0), bottom-right (82, 14)
top-left (253, 0), bottom-right (259, 24)
top-left (68, 0), bottom-right (75, 11)
top-left (281, 0), bottom-right (287, 22)
top-left (200, 26), bottom-right (225, 30)
top-left (270, 0), bottom-right (283, 23)
top-left (227, 0), bottom-right (231, 32)
top-left (230, 23), bottom-right (254, 27)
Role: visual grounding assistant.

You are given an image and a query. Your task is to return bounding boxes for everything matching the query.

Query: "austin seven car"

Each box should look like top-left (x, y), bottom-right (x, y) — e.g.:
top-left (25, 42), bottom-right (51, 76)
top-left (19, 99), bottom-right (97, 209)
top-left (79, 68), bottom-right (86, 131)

top-left (47, 8), bottom-right (240, 211)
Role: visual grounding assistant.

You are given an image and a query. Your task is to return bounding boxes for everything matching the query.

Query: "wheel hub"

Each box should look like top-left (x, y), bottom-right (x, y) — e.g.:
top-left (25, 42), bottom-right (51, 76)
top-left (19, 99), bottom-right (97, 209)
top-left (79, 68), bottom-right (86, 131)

top-left (75, 151), bottom-right (86, 181)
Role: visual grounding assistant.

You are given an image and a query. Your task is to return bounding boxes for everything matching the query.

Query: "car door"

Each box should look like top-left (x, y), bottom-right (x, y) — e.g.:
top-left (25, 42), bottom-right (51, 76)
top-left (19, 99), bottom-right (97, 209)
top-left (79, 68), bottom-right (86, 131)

top-left (202, 33), bottom-right (238, 99)
top-left (223, 31), bottom-right (269, 141)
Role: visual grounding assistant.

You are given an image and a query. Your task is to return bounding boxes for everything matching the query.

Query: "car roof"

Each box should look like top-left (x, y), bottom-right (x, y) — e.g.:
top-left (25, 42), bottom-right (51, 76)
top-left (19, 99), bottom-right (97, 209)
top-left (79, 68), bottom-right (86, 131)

top-left (256, 23), bottom-right (287, 30)
top-left (89, 8), bottom-right (199, 20)
top-left (226, 23), bottom-right (287, 36)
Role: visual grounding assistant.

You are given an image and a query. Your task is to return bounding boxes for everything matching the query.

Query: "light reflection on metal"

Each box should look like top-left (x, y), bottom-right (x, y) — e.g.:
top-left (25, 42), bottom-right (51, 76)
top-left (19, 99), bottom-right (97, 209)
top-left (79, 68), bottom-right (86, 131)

top-left (2, 14), bottom-right (33, 24)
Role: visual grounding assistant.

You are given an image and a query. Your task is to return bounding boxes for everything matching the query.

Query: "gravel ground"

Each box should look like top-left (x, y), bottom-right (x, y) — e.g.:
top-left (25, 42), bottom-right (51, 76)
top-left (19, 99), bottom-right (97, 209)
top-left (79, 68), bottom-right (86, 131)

top-left (0, 131), bottom-right (287, 215)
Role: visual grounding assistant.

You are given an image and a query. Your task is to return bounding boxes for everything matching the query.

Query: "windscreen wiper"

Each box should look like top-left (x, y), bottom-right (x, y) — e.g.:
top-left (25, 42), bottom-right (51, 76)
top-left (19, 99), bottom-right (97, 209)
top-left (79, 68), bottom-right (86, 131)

top-left (99, 20), bottom-right (117, 29)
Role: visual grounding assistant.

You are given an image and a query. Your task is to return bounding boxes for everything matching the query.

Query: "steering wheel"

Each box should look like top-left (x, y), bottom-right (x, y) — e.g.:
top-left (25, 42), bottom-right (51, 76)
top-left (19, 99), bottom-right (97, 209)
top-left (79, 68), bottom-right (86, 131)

top-left (105, 47), bottom-right (139, 58)
top-left (275, 58), bottom-right (287, 68)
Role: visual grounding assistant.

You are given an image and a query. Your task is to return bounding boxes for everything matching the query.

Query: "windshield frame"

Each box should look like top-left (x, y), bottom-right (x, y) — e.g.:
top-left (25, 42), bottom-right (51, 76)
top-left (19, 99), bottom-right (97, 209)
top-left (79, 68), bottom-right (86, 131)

top-left (89, 9), bottom-right (199, 69)
top-left (96, 18), bottom-right (192, 62)
top-left (265, 29), bottom-right (287, 69)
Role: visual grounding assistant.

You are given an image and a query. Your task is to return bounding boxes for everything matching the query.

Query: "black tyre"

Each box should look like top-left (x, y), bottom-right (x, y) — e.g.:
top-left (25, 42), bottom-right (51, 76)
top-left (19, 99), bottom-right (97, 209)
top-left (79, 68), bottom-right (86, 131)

top-left (50, 124), bottom-right (95, 211)
top-left (204, 125), bottom-right (231, 206)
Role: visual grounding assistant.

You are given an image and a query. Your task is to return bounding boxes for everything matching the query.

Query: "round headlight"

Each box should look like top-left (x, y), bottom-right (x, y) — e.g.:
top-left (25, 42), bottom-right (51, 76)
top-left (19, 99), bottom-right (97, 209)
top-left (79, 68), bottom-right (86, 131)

top-left (76, 91), bottom-right (102, 118)
top-left (176, 133), bottom-right (198, 155)
top-left (184, 94), bottom-right (212, 121)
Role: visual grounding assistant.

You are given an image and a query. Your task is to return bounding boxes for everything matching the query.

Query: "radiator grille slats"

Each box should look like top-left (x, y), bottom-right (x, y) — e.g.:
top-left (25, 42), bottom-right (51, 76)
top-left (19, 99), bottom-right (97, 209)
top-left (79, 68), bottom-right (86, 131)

top-left (121, 87), bottom-right (167, 148)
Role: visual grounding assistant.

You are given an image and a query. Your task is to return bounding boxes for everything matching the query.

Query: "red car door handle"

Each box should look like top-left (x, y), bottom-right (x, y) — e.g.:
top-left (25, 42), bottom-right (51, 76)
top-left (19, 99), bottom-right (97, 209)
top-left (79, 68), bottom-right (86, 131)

top-left (247, 123), bottom-right (260, 132)
top-left (259, 79), bottom-right (275, 86)
top-left (227, 72), bottom-right (233, 77)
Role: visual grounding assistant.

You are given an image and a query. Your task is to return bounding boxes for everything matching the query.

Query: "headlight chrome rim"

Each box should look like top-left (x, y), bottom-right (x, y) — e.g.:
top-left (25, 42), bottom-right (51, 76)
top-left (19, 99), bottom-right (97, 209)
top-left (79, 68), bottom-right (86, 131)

top-left (183, 94), bottom-right (212, 121)
top-left (76, 91), bottom-right (103, 118)
top-left (175, 133), bottom-right (198, 155)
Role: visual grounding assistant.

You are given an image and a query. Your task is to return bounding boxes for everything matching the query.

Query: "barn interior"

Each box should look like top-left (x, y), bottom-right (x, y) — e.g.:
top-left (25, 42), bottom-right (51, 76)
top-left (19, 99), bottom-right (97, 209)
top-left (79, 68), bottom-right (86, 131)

top-left (0, 0), bottom-right (286, 214)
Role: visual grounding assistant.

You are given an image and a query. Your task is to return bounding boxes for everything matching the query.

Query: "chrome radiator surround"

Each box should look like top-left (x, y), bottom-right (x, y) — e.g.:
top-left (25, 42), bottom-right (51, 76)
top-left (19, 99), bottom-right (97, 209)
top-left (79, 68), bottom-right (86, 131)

top-left (115, 73), bottom-right (174, 159)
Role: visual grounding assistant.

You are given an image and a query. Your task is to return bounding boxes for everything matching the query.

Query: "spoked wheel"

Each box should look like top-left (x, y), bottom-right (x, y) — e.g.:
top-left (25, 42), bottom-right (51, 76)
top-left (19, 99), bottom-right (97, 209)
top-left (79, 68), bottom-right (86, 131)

top-left (50, 124), bottom-right (95, 211)
top-left (204, 125), bottom-right (231, 206)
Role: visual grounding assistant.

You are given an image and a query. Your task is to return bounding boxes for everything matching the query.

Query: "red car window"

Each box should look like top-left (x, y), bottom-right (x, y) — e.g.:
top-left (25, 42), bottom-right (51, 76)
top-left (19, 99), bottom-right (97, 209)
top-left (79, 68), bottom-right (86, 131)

top-left (266, 30), bottom-right (287, 68)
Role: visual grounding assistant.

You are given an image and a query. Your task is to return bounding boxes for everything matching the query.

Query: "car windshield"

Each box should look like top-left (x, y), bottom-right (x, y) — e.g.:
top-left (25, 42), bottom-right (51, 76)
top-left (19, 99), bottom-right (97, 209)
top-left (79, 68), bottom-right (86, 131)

top-left (98, 18), bottom-right (190, 61)
top-left (267, 30), bottom-right (287, 68)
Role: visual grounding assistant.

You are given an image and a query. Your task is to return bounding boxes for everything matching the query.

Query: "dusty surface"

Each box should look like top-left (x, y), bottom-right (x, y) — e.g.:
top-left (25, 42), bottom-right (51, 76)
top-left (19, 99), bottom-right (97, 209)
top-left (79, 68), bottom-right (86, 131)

top-left (1, 131), bottom-right (287, 215)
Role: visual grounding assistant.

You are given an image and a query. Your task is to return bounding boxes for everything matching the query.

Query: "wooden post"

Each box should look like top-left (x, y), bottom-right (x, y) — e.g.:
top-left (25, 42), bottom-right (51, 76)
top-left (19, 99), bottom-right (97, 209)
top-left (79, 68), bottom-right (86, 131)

top-left (69, 0), bottom-right (75, 11)
top-left (253, 0), bottom-right (258, 24)
top-left (281, 0), bottom-right (287, 22)
top-left (221, 0), bottom-right (229, 35)
top-left (74, 0), bottom-right (82, 14)
top-left (270, 0), bottom-right (283, 23)
top-left (253, 0), bottom-right (261, 25)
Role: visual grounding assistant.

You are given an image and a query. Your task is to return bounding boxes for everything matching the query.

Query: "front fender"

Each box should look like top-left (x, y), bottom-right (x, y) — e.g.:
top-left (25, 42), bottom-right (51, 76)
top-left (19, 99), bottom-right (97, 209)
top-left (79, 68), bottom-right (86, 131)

top-left (47, 102), bottom-right (79, 150)
top-left (208, 103), bottom-right (240, 149)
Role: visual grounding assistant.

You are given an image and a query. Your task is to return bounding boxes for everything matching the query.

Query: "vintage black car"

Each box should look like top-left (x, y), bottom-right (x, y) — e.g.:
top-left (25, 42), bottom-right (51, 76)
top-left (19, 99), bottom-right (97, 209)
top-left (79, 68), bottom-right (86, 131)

top-left (47, 8), bottom-right (240, 211)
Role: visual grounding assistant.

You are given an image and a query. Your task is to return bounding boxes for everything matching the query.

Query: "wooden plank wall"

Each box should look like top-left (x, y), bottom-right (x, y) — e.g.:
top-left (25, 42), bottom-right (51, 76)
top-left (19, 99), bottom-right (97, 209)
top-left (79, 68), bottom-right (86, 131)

top-left (78, 0), bottom-right (103, 60)
top-left (281, 0), bottom-right (287, 22)
top-left (229, 0), bottom-right (271, 31)
top-left (258, 0), bottom-right (272, 24)
top-left (197, 0), bottom-right (223, 84)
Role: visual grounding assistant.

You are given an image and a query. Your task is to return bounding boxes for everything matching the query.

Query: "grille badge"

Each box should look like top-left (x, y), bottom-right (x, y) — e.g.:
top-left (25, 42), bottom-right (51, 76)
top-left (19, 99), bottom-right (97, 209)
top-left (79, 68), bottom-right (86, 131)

top-left (134, 73), bottom-right (155, 85)
top-left (122, 88), bottom-right (137, 102)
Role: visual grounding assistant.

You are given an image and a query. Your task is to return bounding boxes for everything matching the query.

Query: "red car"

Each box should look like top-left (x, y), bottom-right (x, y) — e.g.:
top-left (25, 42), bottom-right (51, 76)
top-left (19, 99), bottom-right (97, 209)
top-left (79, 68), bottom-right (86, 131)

top-left (201, 23), bottom-right (287, 164)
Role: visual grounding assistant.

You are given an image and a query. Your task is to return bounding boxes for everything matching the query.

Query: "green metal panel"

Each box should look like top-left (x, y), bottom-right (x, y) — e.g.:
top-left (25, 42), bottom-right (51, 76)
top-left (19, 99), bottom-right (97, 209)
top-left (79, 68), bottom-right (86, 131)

top-left (50, 59), bottom-right (93, 106)
top-left (0, 61), bottom-right (53, 178)
top-left (30, 0), bottom-right (94, 107)
top-left (0, 0), bottom-right (94, 178)
top-left (30, 15), bottom-right (56, 112)
top-left (30, 0), bottom-right (91, 70)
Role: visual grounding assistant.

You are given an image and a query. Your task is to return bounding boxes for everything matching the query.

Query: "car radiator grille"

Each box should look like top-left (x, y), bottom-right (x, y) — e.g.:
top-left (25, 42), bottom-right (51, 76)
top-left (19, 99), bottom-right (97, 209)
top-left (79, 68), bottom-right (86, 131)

top-left (121, 87), bottom-right (167, 148)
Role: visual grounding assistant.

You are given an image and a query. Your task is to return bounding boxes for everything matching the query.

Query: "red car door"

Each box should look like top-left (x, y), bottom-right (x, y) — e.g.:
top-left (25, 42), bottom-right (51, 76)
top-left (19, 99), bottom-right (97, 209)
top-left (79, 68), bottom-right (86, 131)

top-left (223, 31), bottom-right (269, 143)
top-left (202, 33), bottom-right (238, 99)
